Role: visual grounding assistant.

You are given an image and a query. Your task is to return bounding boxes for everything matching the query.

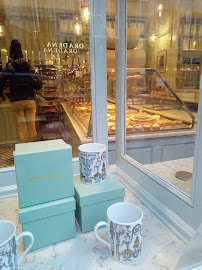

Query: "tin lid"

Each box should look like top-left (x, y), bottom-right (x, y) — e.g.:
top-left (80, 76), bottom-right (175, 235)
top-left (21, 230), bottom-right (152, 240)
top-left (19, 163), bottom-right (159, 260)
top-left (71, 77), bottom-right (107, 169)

top-left (20, 197), bottom-right (76, 223)
top-left (74, 172), bottom-right (125, 207)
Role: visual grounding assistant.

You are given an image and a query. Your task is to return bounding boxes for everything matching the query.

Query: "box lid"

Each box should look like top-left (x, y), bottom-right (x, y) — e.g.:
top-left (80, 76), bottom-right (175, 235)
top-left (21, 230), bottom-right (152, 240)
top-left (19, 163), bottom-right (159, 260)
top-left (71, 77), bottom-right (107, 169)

top-left (14, 139), bottom-right (71, 155)
top-left (20, 197), bottom-right (76, 223)
top-left (74, 172), bottom-right (125, 206)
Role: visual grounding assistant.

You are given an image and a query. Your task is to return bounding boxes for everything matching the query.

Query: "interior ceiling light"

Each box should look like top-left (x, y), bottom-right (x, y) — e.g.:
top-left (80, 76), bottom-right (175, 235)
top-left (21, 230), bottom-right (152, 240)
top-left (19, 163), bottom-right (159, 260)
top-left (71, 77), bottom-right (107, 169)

top-left (74, 16), bottom-right (82, 36)
top-left (148, 32), bottom-right (158, 47)
top-left (81, 6), bottom-right (89, 22)
top-left (158, 3), bottom-right (163, 10)
top-left (158, 3), bottom-right (163, 17)
top-left (0, 23), bottom-right (5, 37)
top-left (81, 0), bottom-right (89, 23)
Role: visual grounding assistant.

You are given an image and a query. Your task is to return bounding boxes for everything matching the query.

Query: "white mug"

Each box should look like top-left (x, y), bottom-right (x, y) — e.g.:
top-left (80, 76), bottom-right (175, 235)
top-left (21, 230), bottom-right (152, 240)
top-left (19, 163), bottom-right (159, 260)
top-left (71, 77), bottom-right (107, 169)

top-left (94, 202), bottom-right (143, 264)
top-left (0, 220), bottom-right (34, 269)
top-left (78, 143), bottom-right (106, 185)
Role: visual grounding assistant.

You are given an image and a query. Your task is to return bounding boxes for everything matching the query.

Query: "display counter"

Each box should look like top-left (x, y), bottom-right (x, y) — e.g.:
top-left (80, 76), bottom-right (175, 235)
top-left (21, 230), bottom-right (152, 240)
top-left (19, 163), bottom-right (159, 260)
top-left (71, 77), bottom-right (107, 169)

top-left (139, 93), bottom-right (199, 104)
top-left (0, 102), bottom-right (17, 143)
top-left (62, 95), bottom-right (195, 139)
top-left (139, 94), bottom-right (199, 111)
top-left (62, 102), bottom-right (91, 143)
top-left (62, 102), bottom-right (196, 164)
top-left (60, 65), bottom-right (198, 161)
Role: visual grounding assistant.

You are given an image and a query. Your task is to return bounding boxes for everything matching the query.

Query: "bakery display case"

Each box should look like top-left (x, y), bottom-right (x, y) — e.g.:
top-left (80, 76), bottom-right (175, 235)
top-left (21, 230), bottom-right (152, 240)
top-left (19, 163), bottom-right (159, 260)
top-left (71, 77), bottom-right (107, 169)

top-left (35, 64), bottom-right (63, 140)
top-left (63, 67), bottom-right (195, 139)
top-left (64, 95), bottom-right (92, 138)
top-left (107, 68), bottom-right (195, 135)
top-left (62, 66), bottom-right (91, 139)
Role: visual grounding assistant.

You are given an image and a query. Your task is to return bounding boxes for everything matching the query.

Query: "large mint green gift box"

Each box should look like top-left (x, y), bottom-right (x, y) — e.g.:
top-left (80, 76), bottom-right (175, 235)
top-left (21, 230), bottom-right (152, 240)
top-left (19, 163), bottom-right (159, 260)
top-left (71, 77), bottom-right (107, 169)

top-left (20, 197), bottom-right (76, 251)
top-left (74, 172), bottom-right (125, 233)
top-left (14, 139), bottom-right (74, 208)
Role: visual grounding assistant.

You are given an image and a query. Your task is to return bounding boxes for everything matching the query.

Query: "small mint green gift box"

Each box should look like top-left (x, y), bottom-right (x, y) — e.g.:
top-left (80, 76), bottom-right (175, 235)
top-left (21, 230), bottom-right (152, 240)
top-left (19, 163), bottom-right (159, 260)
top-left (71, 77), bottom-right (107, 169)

top-left (74, 172), bottom-right (125, 233)
top-left (19, 197), bottom-right (76, 251)
top-left (14, 139), bottom-right (74, 208)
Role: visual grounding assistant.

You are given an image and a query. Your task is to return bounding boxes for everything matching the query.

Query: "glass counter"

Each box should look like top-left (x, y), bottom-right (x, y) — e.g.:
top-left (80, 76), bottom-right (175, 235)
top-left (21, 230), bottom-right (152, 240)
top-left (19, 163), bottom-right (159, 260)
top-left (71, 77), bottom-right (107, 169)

top-left (63, 67), bottom-right (195, 141)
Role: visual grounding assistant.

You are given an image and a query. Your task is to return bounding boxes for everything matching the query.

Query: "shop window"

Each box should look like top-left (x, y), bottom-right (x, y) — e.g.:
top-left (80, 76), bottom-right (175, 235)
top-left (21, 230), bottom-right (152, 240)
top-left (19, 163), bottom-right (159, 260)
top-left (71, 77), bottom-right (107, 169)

top-left (107, 0), bottom-right (201, 196)
top-left (125, 0), bottom-right (201, 196)
top-left (0, 0), bottom-right (92, 167)
top-left (114, 0), bottom-right (202, 242)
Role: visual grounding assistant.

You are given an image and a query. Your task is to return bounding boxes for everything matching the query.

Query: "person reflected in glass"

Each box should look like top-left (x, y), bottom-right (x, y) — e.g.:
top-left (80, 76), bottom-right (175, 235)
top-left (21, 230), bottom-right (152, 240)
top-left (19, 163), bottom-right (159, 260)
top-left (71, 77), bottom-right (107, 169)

top-left (0, 40), bottom-right (42, 143)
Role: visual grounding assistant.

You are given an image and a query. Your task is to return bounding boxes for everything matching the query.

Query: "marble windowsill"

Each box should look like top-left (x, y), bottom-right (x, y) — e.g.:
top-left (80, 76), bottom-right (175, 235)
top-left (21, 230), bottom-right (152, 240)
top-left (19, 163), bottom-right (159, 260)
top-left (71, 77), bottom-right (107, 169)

top-left (0, 186), bottom-right (186, 270)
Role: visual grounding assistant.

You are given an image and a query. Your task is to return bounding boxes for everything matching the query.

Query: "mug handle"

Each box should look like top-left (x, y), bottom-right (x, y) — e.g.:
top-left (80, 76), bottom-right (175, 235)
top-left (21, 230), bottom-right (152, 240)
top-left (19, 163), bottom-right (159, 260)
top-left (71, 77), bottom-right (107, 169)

top-left (94, 221), bottom-right (110, 249)
top-left (16, 231), bottom-right (34, 264)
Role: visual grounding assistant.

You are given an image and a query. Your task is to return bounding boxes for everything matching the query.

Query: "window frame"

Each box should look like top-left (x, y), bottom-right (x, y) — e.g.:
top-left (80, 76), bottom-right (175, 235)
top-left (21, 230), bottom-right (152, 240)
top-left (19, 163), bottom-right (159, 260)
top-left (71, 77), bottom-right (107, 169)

top-left (115, 0), bottom-right (202, 243)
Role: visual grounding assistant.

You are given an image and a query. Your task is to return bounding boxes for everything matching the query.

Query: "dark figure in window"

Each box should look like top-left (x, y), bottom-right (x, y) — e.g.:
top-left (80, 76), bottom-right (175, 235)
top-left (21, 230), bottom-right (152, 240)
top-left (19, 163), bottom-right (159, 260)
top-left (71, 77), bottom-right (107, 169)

top-left (0, 40), bottom-right (42, 142)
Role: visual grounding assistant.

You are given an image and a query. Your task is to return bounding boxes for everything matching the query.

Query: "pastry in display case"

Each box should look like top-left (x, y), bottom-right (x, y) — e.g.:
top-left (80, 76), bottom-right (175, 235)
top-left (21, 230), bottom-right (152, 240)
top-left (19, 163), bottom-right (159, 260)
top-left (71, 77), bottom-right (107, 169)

top-left (106, 68), bottom-right (195, 135)
top-left (63, 97), bottom-right (193, 138)
top-left (63, 67), bottom-right (195, 139)
top-left (106, 101), bottom-right (191, 135)
top-left (106, 68), bottom-right (194, 135)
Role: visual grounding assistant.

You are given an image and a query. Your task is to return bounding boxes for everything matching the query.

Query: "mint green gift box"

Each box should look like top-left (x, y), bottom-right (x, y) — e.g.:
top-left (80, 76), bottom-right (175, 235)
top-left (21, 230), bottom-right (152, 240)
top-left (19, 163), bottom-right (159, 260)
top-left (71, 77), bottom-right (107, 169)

top-left (74, 172), bottom-right (125, 233)
top-left (14, 139), bottom-right (74, 208)
top-left (19, 197), bottom-right (76, 251)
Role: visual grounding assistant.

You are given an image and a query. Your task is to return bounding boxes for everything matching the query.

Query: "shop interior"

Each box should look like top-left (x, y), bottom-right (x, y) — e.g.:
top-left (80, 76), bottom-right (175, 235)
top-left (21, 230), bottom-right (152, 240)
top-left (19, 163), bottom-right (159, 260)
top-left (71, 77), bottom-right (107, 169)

top-left (0, 0), bottom-right (201, 195)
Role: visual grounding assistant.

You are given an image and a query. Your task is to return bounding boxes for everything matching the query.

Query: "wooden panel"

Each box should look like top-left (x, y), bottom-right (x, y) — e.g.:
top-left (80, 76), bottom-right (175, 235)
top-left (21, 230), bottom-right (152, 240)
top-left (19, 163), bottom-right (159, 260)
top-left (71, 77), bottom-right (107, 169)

top-left (8, 111), bottom-right (17, 140)
top-left (109, 133), bottom-right (195, 165)
top-left (127, 147), bottom-right (152, 165)
top-left (0, 113), bottom-right (6, 140)
top-left (162, 143), bottom-right (194, 161)
top-left (108, 150), bottom-right (116, 165)
top-left (0, 106), bottom-right (18, 143)
top-left (3, 110), bottom-right (10, 140)
top-left (151, 145), bottom-right (163, 163)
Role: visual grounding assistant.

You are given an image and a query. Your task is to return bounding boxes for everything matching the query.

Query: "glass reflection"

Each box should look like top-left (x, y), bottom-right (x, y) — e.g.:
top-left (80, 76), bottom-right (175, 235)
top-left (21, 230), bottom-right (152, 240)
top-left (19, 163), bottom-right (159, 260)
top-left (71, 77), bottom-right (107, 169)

top-left (122, 0), bottom-right (201, 195)
top-left (0, 0), bottom-right (91, 168)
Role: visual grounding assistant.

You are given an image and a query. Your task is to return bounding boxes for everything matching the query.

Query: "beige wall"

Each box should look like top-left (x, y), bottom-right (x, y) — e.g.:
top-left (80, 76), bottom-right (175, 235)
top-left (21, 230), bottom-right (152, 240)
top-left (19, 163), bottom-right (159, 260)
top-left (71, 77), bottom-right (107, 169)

top-left (0, 1), bottom-right (89, 65)
top-left (145, 0), bottom-right (202, 95)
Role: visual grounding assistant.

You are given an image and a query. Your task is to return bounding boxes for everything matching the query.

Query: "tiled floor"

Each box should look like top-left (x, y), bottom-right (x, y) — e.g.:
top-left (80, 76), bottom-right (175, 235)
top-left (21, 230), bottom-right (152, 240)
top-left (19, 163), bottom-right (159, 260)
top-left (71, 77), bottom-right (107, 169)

top-left (0, 145), bottom-right (14, 168)
top-left (144, 157), bottom-right (193, 195)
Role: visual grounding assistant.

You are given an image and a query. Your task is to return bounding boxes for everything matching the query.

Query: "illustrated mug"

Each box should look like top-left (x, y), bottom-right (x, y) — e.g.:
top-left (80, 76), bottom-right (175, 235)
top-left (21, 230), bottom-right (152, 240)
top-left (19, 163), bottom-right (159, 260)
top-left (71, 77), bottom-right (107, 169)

top-left (94, 202), bottom-right (143, 264)
top-left (0, 220), bottom-right (34, 270)
top-left (78, 143), bottom-right (106, 185)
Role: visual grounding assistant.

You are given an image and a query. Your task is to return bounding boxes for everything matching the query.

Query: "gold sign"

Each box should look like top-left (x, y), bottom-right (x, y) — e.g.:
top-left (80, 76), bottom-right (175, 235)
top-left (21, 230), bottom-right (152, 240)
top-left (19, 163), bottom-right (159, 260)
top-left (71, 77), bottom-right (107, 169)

top-left (29, 173), bottom-right (62, 183)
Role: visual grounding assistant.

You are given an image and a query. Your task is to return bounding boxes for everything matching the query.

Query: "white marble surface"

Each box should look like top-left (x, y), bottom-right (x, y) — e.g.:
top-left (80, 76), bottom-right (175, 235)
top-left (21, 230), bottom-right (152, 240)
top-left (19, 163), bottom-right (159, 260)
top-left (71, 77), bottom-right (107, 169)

top-left (0, 187), bottom-right (186, 270)
top-left (144, 157), bottom-right (194, 195)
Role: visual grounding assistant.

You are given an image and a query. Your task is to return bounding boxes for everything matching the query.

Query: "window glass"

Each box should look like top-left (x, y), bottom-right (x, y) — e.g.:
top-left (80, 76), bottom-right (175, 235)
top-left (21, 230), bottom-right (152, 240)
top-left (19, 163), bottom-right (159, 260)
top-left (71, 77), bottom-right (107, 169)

top-left (123, 0), bottom-right (201, 195)
top-left (106, 0), bottom-right (201, 194)
top-left (107, 0), bottom-right (116, 139)
top-left (0, 0), bottom-right (91, 168)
